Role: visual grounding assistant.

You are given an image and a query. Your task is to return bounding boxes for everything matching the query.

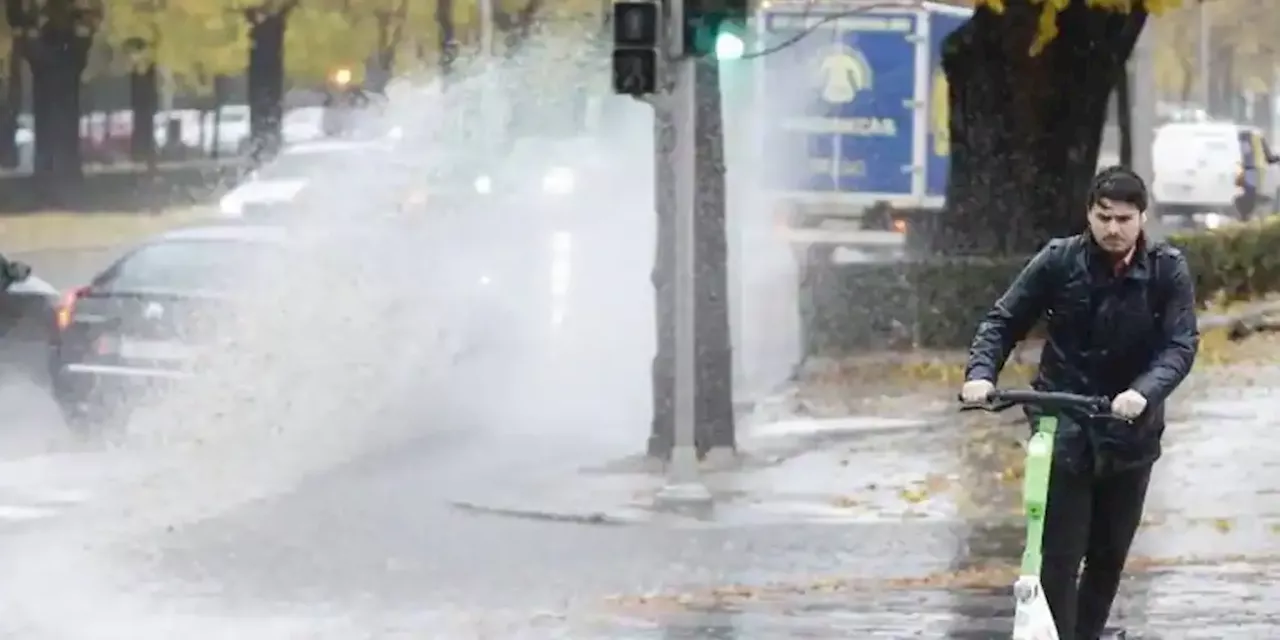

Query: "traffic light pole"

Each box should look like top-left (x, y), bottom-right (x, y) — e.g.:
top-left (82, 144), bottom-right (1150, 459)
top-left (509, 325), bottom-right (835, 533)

top-left (652, 0), bottom-right (714, 513)
top-left (611, 0), bottom-right (717, 512)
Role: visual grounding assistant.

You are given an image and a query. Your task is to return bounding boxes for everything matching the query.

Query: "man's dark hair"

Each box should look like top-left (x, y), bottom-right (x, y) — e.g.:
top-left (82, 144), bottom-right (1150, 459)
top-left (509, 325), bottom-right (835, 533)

top-left (1087, 165), bottom-right (1149, 211)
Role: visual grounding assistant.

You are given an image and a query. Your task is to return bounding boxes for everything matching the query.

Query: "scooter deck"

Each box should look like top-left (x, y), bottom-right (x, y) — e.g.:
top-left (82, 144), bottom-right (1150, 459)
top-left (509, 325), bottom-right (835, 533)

top-left (1021, 415), bottom-right (1057, 576)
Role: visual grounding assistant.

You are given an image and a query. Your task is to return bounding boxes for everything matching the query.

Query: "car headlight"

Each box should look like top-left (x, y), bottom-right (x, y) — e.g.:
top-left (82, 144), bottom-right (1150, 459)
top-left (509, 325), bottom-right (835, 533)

top-left (474, 175), bottom-right (492, 194)
top-left (542, 167), bottom-right (575, 195)
top-left (218, 197), bottom-right (244, 217)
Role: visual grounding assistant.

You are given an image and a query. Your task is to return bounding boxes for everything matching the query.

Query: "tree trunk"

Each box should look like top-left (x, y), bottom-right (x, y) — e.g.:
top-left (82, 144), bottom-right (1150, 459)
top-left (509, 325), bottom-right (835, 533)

top-left (366, 15), bottom-right (392, 93)
top-left (367, 0), bottom-right (407, 93)
top-left (436, 0), bottom-right (456, 81)
top-left (648, 60), bottom-right (737, 459)
top-left (1207, 41), bottom-right (1233, 119)
top-left (27, 25), bottom-right (92, 194)
top-left (247, 8), bottom-right (290, 161)
top-left (493, 0), bottom-right (542, 56)
top-left (211, 75), bottom-right (228, 160)
top-left (129, 63), bottom-right (158, 168)
top-left (1116, 64), bottom-right (1132, 168)
top-left (930, 3), bottom-right (1147, 256)
top-left (0, 40), bottom-right (21, 169)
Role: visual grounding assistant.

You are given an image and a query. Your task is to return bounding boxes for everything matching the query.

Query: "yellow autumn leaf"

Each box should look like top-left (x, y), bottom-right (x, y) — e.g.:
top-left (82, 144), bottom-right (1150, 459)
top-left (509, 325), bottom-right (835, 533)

top-left (900, 486), bottom-right (929, 504)
top-left (976, 0), bottom-right (1185, 57)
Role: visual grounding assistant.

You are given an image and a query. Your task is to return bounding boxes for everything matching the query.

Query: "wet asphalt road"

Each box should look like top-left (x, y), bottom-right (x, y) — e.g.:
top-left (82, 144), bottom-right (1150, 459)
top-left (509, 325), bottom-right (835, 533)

top-left (2, 224), bottom-right (1280, 637)
top-left (0, 376), bottom-right (1277, 638)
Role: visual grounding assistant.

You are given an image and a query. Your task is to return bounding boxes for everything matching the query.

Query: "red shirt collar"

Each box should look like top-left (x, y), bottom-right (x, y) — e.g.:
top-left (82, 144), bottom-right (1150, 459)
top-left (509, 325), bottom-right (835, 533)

top-left (1112, 247), bottom-right (1136, 275)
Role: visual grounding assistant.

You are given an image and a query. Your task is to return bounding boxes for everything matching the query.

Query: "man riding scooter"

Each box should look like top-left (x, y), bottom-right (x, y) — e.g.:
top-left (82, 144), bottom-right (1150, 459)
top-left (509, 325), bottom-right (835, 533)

top-left (959, 166), bottom-right (1200, 639)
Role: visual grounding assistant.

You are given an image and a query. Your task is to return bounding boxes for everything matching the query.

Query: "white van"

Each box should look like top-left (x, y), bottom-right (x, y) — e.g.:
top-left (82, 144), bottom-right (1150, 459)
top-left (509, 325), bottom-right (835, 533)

top-left (1153, 121), bottom-right (1280, 225)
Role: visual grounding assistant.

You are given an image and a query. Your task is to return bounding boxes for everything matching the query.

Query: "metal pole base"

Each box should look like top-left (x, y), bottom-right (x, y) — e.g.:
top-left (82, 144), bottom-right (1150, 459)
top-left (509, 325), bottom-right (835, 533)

top-left (653, 481), bottom-right (714, 515)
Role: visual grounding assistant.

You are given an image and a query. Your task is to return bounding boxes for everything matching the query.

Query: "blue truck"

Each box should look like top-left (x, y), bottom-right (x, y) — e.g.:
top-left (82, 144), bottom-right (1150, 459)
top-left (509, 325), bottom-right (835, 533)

top-left (752, 0), bottom-right (972, 246)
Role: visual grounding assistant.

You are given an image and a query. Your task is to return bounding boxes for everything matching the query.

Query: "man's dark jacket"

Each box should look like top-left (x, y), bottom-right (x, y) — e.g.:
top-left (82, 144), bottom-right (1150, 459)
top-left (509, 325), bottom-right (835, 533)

top-left (965, 233), bottom-right (1200, 475)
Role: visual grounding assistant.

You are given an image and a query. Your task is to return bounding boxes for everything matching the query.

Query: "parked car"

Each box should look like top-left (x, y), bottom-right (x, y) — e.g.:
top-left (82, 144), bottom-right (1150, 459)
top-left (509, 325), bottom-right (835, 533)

top-left (205, 105), bottom-right (252, 156)
top-left (282, 106), bottom-right (326, 145)
top-left (1153, 121), bottom-right (1280, 227)
top-left (153, 106), bottom-right (252, 158)
top-left (0, 257), bottom-right (59, 386)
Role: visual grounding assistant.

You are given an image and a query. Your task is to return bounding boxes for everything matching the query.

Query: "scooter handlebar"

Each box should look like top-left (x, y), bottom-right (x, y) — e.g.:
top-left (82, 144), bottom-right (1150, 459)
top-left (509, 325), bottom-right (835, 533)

top-left (958, 389), bottom-right (1113, 416)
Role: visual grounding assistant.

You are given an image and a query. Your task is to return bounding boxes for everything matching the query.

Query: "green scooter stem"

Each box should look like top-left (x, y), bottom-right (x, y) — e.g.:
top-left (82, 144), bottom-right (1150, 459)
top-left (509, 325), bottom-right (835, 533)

top-left (1021, 415), bottom-right (1057, 576)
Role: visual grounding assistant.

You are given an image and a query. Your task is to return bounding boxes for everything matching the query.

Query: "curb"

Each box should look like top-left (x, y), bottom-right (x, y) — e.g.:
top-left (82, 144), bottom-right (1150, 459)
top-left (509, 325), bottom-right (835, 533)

top-left (449, 417), bottom-right (952, 529)
top-left (1208, 299), bottom-right (1280, 339)
top-left (448, 499), bottom-right (649, 526)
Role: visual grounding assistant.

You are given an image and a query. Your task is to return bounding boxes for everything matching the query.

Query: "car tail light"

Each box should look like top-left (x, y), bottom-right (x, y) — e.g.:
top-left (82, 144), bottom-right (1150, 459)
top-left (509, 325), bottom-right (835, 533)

top-left (891, 218), bottom-right (907, 233)
top-left (93, 335), bottom-right (117, 355)
top-left (55, 286), bottom-right (89, 331)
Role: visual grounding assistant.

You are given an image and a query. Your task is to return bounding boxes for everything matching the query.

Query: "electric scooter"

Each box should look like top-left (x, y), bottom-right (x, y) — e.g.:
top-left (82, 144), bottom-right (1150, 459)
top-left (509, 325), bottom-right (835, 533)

top-left (961, 389), bottom-right (1118, 640)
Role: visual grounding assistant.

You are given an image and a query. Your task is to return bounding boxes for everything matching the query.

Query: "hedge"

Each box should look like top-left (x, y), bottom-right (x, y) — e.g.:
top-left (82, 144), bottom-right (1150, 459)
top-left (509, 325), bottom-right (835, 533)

top-left (1167, 218), bottom-right (1280, 307)
top-left (800, 220), bottom-right (1280, 357)
top-left (799, 254), bottom-right (1027, 354)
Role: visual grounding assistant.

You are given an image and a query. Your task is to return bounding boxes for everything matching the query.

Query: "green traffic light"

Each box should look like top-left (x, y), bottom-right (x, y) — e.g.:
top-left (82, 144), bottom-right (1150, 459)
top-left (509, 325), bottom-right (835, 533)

top-left (714, 31), bottom-right (744, 60)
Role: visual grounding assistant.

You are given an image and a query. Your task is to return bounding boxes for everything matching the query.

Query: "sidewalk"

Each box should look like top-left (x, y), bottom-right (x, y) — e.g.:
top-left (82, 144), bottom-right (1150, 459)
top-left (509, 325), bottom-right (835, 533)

top-left (448, 411), bottom-right (954, 527)
top-left (449, 354), bottom-right (1280, 533)
top-left (445, 347), bottom-right (1280, 632)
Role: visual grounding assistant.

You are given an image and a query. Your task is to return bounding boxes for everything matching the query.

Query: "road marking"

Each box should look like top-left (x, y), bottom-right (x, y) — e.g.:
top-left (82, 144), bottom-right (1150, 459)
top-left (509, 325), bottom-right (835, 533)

top-left (0, 505), bottom-right (58, 521)
top-left (25, 489), bottom-right (91, 505)
top-left (550, 231), bottom-right (572, 328)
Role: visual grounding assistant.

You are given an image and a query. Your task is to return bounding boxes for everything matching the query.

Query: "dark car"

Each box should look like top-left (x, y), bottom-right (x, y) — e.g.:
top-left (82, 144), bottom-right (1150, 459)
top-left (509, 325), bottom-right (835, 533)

top-left (47, 224), bottom-right (299, 431)
top-left (0, 257), bottom-right (59, 386)
top-left (47, 221), bottom-right (522, 431)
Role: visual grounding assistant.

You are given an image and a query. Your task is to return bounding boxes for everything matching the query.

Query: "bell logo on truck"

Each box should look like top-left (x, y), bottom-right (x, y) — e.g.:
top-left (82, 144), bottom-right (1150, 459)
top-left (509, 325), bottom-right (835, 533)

top-left (815, 45), bottom-right (896, 137)
top-left (819, 45), bottom-right (871, 105)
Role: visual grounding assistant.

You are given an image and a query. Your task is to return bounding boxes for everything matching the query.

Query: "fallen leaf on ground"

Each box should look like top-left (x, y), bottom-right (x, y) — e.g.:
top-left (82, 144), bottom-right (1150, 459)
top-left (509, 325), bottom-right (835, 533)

top-left (923, 472), bottom-right (952, 493)
top-left (603, 552), bottom-right (1280, 618)
top-left (830, 495), bottom-right (860, 508)
top-left (1140, 513), bottom-right (1167, 527)
top-left (899, 487), bottom-right (929, 504)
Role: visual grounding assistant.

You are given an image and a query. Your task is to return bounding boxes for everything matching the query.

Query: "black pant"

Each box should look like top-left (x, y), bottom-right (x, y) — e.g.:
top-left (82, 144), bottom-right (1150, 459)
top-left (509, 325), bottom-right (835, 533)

top-left (1041, 461), bottom-right (1152, 640)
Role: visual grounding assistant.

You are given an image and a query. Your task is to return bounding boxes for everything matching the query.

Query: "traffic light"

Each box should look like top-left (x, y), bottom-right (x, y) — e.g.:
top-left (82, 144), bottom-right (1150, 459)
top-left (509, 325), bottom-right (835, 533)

top-left (714, 30), bottom-right (745, 60)
top-left (684, 0), bottom-right (749, 59)
top-left (612, 0), bottom-right (662, 95)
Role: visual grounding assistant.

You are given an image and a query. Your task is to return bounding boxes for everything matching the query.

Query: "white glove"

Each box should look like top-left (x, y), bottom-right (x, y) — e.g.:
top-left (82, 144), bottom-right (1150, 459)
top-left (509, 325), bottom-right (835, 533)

top-left (960, 379), bottom-right (995, 404)
top-left (1111, 389), bottom-right (1148, 419)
